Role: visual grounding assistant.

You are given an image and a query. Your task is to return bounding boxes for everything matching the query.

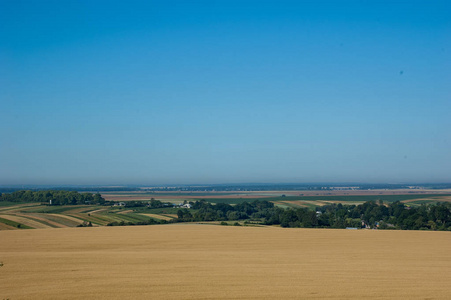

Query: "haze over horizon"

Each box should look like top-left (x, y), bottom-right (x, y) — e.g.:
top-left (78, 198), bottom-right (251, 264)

top-left (1, 1), bottom-right (450, 186)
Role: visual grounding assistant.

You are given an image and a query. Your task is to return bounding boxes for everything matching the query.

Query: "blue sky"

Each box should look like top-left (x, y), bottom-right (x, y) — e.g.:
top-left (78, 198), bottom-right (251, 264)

top-left (1, 1), bottom-right (450, 185)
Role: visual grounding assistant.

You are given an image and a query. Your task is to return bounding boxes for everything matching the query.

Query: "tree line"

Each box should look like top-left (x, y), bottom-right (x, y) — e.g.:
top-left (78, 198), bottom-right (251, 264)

top-left (0, 190), bottom-right (174, 208)
top-left (0, 190), bottom-right (106, 205)
top-left (177, 200), bottom-right (451, 230)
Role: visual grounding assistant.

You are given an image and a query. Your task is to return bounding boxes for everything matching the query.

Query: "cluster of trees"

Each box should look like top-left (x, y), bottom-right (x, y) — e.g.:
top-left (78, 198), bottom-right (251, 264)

top-left (120, 199), bottom-right (173, 208)
top-left (0, 190), bottom-right (105, 205)
top-left (148, 198), bottom-right (173, 208)
top-left (177, 200), bottom-right (451, 230)
top-left (313, 201), bottom-right (451, 230)
top-left (177, 200), bottom-right (275, 222)
top-left (0, 190), bottom-right (176, 209)
top-left (108, 199), bottom-right (173, 209)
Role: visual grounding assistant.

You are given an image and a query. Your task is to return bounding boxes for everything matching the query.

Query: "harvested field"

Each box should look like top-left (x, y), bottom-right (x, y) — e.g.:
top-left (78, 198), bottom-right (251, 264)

top-left (140, 213), bottom-right (174, 221)
top-left (279, 200), bottom-right (309, 208)
top-left (0, 225), bottom-right (450, 299)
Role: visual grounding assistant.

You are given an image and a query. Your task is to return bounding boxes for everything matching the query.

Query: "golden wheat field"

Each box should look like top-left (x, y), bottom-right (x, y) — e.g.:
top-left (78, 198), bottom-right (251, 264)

top-left (1, 225), bottom-right (450, 299)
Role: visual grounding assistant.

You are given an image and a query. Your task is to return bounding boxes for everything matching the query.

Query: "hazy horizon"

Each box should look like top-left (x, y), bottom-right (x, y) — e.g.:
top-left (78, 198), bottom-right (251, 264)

top-left (1, 1), bottom-right (450, 185)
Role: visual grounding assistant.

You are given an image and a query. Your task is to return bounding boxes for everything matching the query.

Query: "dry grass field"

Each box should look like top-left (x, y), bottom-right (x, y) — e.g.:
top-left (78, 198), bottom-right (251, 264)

top-left (1, 225), bottom-right (450, 299)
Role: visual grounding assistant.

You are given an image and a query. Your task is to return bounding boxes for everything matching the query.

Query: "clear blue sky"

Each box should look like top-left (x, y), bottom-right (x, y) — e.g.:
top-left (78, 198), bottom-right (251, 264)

top-left (1, 1), bottom-right (450, 185)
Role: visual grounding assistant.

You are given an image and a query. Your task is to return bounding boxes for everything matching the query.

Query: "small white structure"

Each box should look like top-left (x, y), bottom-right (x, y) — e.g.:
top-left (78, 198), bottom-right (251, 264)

top-left (180, 203), bottom-right (191, 209)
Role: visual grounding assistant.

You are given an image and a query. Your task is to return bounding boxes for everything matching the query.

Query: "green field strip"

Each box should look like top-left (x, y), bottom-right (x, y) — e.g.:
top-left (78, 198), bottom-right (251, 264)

top-left (404, 200), bottom-right (438, 205)
top-left (0, 201), bottom-right (22, 207)
top-left (48, 214), bottom-right (88, 225)
top-left (298, 202), bottom-right (320, 210)
top-left (122, 213), bottom-right (154, 222)
top-left (0, 216), bottom-right (34, 229)
top-left (0, 203), bottom-right (41, 212)
top-left (140, 213), bottom-right (174, 221)
top-left (0, 202), bottom-right (37, 208)
top-left (60, 206), bottom-right (99, 214)
top-left (144, 207), bottom-right (181, 214)
top-left (78, 207), bottom-right (105, 214)
top-left (68, 214), bottom-right (107, 226)
top-left (103, 213), bottom-right (151, 223)
top-left (83, 213), bottom-right (115, 225)
top-left (93, 213), bottom-right (128, 223)
top-left (22, 205), bottom-right (91, 214)
top-left (161, 214), bottom-right (176, 219)
top-left (95, 212), bottom-right (149, 224)
top-left (14, 214), bottom-right (61, 228)
top-left (40, 214), bottom-right (82, 227)
top-left (274, 203), bottom-right (292, 209)
top-left (278, 201), bottom-right (307, 209)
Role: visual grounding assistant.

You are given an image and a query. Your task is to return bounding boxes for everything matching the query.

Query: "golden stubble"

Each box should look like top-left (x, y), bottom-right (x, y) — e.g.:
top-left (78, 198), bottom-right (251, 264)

top-left (1, 224), bottom-right (450, 299)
